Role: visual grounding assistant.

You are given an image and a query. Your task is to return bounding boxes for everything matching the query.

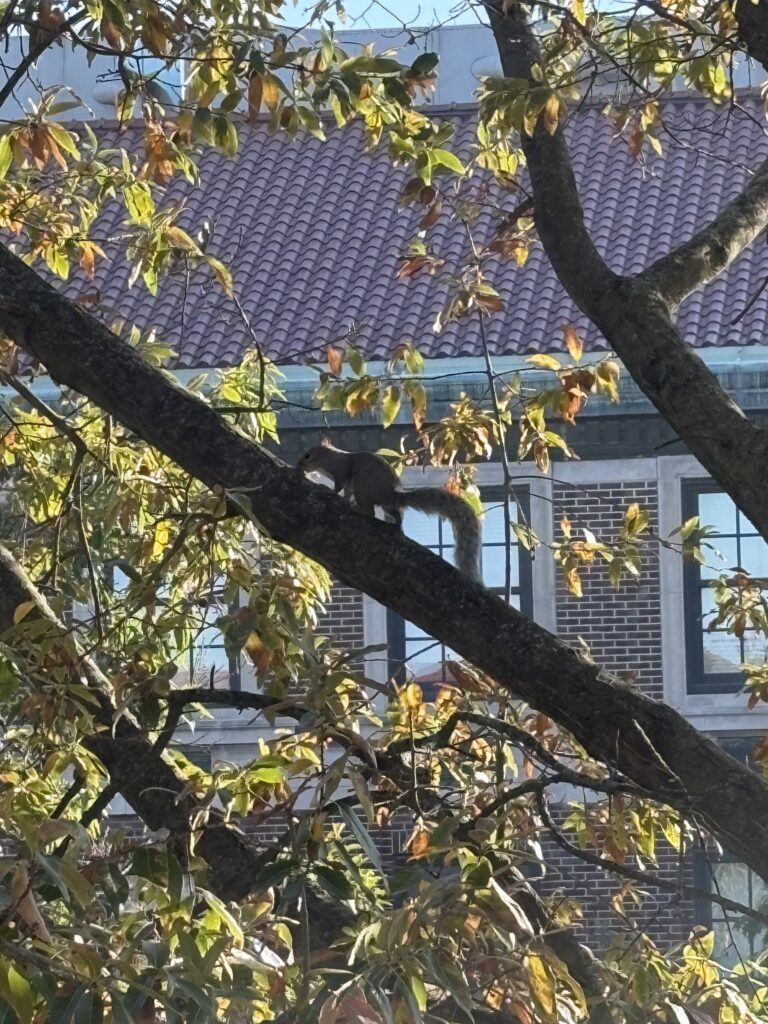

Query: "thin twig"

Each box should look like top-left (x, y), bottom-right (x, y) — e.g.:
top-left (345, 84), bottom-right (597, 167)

top-left (74, 475), bottom-right (103, 643)
top-left (536, 793), bottom-right (768, 925)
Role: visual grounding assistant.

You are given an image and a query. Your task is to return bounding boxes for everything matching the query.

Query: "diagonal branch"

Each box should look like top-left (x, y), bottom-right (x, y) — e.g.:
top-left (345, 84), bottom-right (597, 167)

top-left (0, 247), bottom-right (767, 882)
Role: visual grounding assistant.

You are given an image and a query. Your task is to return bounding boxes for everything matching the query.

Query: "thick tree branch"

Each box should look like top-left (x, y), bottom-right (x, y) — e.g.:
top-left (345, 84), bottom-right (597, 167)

top-left (734, 0), bottom-right (768, 72)
top-left (0, 544), bottom-right (270, 901)
top-left (641, 157), bottom-right (768, 309)
top-left (485, 2), bottom-right (768, 550)
top-left (0, 248), bottom-right (767, 882)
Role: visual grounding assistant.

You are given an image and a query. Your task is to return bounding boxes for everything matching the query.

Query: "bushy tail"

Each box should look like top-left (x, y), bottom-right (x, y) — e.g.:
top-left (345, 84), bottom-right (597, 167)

top-left (397, 487), bottom-right (482, 582)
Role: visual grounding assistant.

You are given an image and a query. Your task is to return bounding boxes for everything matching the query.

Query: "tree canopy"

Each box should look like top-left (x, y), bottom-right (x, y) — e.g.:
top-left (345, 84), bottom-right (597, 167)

top-left (2, 1), bottom-right (768, 1022)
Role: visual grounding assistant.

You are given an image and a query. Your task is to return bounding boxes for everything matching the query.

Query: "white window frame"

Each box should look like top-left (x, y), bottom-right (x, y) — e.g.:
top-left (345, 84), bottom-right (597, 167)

top-left (659, 454), bottom-right (768, 730)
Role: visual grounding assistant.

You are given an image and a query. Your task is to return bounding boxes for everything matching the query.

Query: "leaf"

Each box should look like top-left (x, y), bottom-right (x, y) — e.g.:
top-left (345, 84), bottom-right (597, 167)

top-left (13, 600), bottom-right (35, 624)
top-left (0, 962), bottom-right (33, 1024)
top-left (541, 92), bottom-right (561, 134)
top-left (151, 521), bottom-right (170, 560)
top-left (380, 385), bottom-right (400, 428)
top-left (10, 861), bottom-right (52, 943)
top-left (526, 353), bottom-right (561, 370)
top-left (327, 345), bottom-right (343, 375)
top-left (527, 953), bottom-right (556, 1022)
top-left (333, 801), bottom-right (383, 872)
top-left (204, 256), bottom-right (233, 296)
top-left (249, 73), bottom-right (268, 124)
top-left (561, 324), bottom-right (583, 362)
top-left (0, 136), bottom-right (12, 181)
top-left (261, 71), bottom-right (282, 112)
top-left (430, 148), bottom-right (465, 175)
top-left (346, 345), bottom-right (366, 376)
top-left (596, 358), bottom-right (620, 402)
top-left (313, 864), bottom-right (354, 902)
top-left (49, 983), bottom-right (103, 1024)
top-left (198, 888), bottom-right (244, 947)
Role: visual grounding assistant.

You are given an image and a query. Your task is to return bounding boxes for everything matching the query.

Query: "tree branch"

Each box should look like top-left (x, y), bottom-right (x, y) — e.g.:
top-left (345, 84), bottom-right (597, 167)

top-left (640, 156), bottom-right (768, 309)
top-left (484, 2), bottom-right (768, 555)
top-left (0, 543), bottom-right (270, 901)
top-left (536, 793), bottom-right (768, 926)
top-left (0, 248), bottom-right (766, 881)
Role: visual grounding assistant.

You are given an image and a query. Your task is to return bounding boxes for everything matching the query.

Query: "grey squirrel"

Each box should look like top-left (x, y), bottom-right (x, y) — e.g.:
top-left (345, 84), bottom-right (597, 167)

top-left (297, 440), bottom-right (481, 581)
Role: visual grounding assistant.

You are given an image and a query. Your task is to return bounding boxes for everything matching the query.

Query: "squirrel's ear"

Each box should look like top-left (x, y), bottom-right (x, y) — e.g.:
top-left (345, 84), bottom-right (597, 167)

top-left (320, 436), bottom-right (332, 448)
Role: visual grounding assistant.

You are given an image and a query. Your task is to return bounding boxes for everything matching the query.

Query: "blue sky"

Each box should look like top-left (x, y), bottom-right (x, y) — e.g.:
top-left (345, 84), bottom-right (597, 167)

top-left (316, 0), bottom-right (479, 28)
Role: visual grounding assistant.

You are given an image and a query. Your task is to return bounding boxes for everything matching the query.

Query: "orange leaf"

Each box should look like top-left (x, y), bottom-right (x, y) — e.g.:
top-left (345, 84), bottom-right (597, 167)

top-left (561, 323), bottom-right (583, 362)
top-left (326, 345), bottom-right (343, 376)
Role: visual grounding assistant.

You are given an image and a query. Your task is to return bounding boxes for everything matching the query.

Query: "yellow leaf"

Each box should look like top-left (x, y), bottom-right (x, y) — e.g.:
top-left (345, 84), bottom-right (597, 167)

top-left (13, 600), bottom-right (35, 624)
top-left (561, 514), bottom-right (572, 539)
top-left (527, 953), bottom-right (556, 1020)
top-left (596, 358), bottom-right (620, 402)
top-left (402, 682), bottom-right (423, 710)
top-left (541, 92), bottom-right (561, 135)
top-left (561, 324), bottom-right (583, 362)
top-left (566, 566), bottom-right (583, 598)
top-left (151, 521), bottom-right (170, 560)
top-left (262, 71), bottom-right (282, 113)
top-left (526, 353), bottom-right (561, 371)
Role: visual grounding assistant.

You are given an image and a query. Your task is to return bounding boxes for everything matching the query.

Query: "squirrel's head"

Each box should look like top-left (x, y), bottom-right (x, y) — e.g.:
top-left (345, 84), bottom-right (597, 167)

top-left (297, 447), bottom-right (321, 473)
top-left (297, 438), bottom-right (334, 474)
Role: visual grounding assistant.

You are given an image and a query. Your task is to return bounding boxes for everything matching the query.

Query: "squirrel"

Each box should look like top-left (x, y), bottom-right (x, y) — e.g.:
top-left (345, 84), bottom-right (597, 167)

top-left (297, 440), bottom-right (482, 582)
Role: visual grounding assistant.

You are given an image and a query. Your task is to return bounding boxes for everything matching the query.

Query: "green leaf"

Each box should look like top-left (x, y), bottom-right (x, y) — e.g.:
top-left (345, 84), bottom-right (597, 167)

top-left (410, 52), bottom-right (438, 76)
top-left (346, 345), bottom-right (366, 376)
top-left (333, 802), bottom-right (382, 872)
top-left (0, 137), bottom-right (12, 181)
top-left (0, 963), bottom-right (33, 1024)
top-left (198, 888), bottom-right (244, 946)
top-left (49, 984), bottom-right (102, 1024)
top-left (313, 864), bottom-right (355, 902)
top-left (429, 148), bottom-right (465, 175)
top-left (404, 346), bottom-right (424, 375)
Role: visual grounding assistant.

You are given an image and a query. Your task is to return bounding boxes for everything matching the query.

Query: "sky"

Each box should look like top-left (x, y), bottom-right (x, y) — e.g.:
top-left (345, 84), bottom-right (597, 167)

top-left (313, 0), bottom-right (480, 29)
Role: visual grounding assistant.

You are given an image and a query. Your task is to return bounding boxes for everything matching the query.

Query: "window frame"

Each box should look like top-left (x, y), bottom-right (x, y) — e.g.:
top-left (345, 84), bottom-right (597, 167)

top-left (386, 486), bottom-right (534, 688)
top-left (682, 480), bottom-right (768, 696)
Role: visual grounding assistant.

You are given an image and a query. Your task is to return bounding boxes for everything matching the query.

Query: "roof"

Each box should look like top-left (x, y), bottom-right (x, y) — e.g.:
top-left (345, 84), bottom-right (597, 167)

top-left (63, 94), bottom-right (768, 368)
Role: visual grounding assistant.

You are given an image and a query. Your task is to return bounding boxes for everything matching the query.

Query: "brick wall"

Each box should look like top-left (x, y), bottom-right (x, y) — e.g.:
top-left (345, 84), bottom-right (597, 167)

top-left (553, 480), bottom-right (663, 699)
top-left (318, 578), bottom-right (365, 656)
top-left (544, 479), bottom-right (694, 944)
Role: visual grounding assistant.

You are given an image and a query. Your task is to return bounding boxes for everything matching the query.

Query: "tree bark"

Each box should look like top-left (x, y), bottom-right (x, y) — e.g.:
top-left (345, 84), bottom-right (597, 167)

top-left (0, 247), bottom-right (767, 880)
top-left (484, 1), bottom-right (768, 545)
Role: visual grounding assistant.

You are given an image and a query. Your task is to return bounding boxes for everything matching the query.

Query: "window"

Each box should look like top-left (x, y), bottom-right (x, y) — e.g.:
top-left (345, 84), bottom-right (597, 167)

top-left (186, 592), bottom-right (242, 690)
top-left (387, 489), bottom-right (533, 695)
top-left (693, 736), bottom-right (768, 966)
top-left (110, 565), bottom-right (241, 691)
top-left (682, 482), bottom-right (768, 694)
